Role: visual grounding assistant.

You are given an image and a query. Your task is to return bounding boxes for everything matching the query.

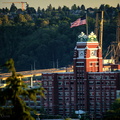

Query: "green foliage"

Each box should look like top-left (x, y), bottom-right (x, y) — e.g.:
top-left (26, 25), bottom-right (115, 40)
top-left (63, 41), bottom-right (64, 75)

top-left (0, 59), bottom-right (46, 120)
top-left (0, 4), bottom-right (119, 71)
top-left (104, 99), bottom-right (120, 120)
top-left (65, 118), bottom-right (72, 120)
top-left (14, 14), bottom-right (27, 23)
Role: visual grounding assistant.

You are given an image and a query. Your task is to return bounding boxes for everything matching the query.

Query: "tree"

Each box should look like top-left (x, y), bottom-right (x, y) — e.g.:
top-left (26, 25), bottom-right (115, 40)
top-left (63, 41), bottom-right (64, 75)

top-left (26, 7), bottom-right (36, 14)
top-left (99, 4), bottom-right (105, 11)
top-left (0, 59), bottom-right (46, 120)
top-left (14, 14), bottom-right (27, 23)
top-left (37, 7), bottom-right (41, 14)
top-left (47, 4), bottom-right (53, 11)
top-left (2, 15), bottom-right (10, 25)
top-left (104, 99), bottom-right (120, 120)
top-left (117, 4), bottom-right (120, 10)
top-left (71, 4), bottom-right (77, 10)
top-left (10, 3), bottom-right (17, 13)
top-left (81, 4), bottom-right (85, 11)
top-left (24, 14), bottom-right (32, 21)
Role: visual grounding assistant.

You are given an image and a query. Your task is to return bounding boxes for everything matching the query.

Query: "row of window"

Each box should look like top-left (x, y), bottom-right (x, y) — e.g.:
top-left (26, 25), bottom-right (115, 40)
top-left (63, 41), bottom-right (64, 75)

top-left (58, 81), bottom-right (74, 85)
top-left (76, 62), bottom-right (99, 67)
top-left (89, 92), bottom-right (115, 96)
top-left (89, 86), bottom-right (116, 90)
top-left (59, 92), bottom-right (74, 96)
top-left (58, 76), bottom-right (74, 80)
top-left (58, 87), bottom-right (74, 91)
top-left (88, 75), bottom-right (116, 80)
top-left (89, 97), bottom-right (115, 100)
top-left (89, 81), bottom-right (115, 85)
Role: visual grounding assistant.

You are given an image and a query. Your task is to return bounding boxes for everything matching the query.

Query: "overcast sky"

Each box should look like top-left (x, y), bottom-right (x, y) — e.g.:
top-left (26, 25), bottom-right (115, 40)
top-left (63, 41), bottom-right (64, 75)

top-left (0, 0), bottom-right (119, 10)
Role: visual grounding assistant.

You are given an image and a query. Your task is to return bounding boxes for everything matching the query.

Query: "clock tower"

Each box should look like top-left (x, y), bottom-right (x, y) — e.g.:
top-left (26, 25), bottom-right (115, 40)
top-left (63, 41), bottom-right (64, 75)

top-left (73, 32), bottom-right (103, 111)
top-left (73, 32), bottom-right (103, 73)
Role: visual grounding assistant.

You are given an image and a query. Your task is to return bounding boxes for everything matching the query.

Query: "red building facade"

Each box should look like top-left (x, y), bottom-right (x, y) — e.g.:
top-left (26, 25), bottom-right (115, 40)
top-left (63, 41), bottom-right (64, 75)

top-left (40, 32), bottom-right (120, 119)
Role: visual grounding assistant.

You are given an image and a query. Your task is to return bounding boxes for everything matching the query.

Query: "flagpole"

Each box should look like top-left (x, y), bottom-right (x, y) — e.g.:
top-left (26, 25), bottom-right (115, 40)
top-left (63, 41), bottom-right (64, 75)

top-left (86, 11), bottom-right (88, 35)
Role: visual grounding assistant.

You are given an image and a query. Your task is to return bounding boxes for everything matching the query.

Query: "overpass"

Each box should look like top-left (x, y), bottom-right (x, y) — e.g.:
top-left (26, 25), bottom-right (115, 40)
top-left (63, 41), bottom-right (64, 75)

top-left (0, 67), bottom-right (73, 80)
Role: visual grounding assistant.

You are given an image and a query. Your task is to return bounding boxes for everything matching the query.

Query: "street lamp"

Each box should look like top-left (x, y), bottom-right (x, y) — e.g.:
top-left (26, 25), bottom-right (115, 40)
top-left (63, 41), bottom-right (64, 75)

top-left (78, 114), bottom-right (81, 119)
top-left (36, 113), bottom-right (40, 120)
top-left (75, 110), bottom-right (86, 120)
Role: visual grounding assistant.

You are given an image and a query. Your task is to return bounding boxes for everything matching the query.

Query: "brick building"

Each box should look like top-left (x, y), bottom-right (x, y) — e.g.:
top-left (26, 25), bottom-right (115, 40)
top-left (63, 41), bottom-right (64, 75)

top-left (39, 32), bottom-right (120, 119)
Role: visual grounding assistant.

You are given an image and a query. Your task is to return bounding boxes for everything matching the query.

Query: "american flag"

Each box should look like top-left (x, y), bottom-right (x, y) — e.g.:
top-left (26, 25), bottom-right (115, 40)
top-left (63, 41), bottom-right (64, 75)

top-left (70, 16), bottom-right (86, 28)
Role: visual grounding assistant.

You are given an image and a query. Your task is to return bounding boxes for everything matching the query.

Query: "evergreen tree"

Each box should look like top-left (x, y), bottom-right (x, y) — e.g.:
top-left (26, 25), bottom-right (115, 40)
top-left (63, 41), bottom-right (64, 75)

top-left (81, 4), bottom-right (85, 11)
top-left (47, 4), bottom-right (53, 11)
top-left (71, 4), bottom-right (77, 10)
top-left (0, 59), bottom-right (46, 120)
top-left (10, 3), bottom-right (17, 13)
top-left (37, 7), bottom-right (41, 14)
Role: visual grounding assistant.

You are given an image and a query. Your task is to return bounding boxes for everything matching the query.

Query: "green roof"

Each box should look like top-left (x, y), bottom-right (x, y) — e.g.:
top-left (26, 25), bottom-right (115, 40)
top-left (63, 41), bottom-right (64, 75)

top-left (78, 32), bottom-right (98, 42)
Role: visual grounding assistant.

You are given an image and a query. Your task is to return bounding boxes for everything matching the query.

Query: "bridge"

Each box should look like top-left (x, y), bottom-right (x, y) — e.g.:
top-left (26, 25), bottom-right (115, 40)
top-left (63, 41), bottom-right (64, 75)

top-left (0, 67), bottom-right (73, 88)
top-left (0, 67), bottom-right (73, 80)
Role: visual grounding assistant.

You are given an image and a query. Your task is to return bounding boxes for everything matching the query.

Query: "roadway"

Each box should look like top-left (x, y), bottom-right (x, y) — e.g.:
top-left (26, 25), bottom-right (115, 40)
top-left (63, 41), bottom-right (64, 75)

top-left (0, 67), bottom-right (73, 80)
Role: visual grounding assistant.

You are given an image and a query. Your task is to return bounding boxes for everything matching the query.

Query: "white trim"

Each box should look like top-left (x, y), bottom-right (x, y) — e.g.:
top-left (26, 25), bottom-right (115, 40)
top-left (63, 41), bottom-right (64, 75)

top-left (77, 48), bottom-right (86, 50)
top-left (88, 72), bottom-right (117, 74)
top-left (77, 42), bottom-right (98, 44)
top-left (76, 66), bottom-right (84, 67)
top-left (76, 47), bottom-right (99, 51)
top-left (73, 57), bottom-right (103, 60)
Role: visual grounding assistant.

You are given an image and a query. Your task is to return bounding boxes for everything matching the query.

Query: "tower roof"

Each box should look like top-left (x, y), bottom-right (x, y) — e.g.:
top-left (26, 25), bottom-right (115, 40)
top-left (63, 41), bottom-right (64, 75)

top-left (78, 32), bottom-right (98, 42)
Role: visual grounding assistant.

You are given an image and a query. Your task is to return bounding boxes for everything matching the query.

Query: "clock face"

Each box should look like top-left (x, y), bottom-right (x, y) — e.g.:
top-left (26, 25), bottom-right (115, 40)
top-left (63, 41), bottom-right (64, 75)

top-left (90, 50), bottom-right (96, 56)
top-left (79, 50), bottom-right (84, 57)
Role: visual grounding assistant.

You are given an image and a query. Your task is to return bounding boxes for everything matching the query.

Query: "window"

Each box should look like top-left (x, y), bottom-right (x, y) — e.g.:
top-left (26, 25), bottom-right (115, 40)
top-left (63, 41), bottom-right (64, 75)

top-left (96, 81), bottom-right (100, 84)
top-left (89, 87), bottom-right (94, 90)
top-left (58, 81), bottom-right (63, 85)
top-left (76, 62), bottom-right (84, 66)
top-left (59, 97), bottom-right (63, 100)
top-left (89, 81), bottom-right (94, 84)
top-left (70, 81), bottom-right (74, 84)
top-left (49, 82), bottom-right (52, 85)
top-left (90, 62), bottom-right (92, 66)
top-left (116, 90), bottom-right (120, 98)
top-left (96, 86), bottom-right (100, 90)
top-left (58, 87), bottom-right (63, 90)
top-left (105, 76), bottom-right (109, 80)
top-left (96, 76), bottom-right (101, 80)
top-left (59, 92), bottom-right (63, 96)
top-left (65, 97), bottom-right (69, 101)
top-left (90, 92), bottom-right (94, 96)
top-left (110, 75), bottom-right (114, 79)
top-left (105, 81), bottom-right (110, 85)
top-left (111, 81), bottom-right (115, 85)
top-left (44, 82), bottom-right (47, 86)
top-left (96, 92), bottom-right (100, 96)
top-left (65, 92), bottom-right (69, 96)
top-left (65, 87), bottom-right (69, 90)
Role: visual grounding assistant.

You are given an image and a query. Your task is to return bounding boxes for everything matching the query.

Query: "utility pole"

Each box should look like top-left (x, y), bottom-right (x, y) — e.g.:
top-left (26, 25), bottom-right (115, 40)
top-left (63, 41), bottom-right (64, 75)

top-left (99, 11), bottom-right (104, 52)
top-left (94, 11), bottom-right (99, 37)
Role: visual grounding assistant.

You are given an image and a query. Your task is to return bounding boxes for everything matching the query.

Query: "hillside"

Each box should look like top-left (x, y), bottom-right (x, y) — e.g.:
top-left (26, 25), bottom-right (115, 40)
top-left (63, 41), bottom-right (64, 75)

top-left (0, 4), bottom-right (119, 71)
